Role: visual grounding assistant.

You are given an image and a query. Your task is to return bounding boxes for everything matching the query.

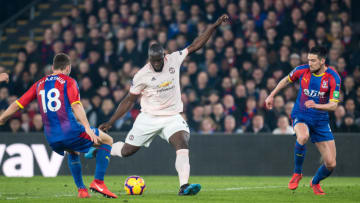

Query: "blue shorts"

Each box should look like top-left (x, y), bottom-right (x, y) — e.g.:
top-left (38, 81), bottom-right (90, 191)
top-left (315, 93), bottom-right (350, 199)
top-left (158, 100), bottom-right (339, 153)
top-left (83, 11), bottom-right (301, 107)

top-left (49, 127), bottom-right (100, 156)
top-left (292, 117), bottom-right (333, 143)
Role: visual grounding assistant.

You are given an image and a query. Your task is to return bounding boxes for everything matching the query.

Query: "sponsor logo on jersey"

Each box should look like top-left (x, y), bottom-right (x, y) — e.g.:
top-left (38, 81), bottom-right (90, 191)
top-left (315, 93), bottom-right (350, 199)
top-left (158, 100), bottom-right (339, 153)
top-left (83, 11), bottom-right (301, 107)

top-left (129, 135), bottom-right (134, 141)
top-left (303, 89), bottom-right (325, 98)
top-left (302, 77), bottom-right (308, 83)
top-left (151, 77), bottom-right (156, 81)
top-left (158, 81), bottom-right (172, 88)
top-left (169, 67), bottom-right (175, 74)
top-left (333, 91), bottom-right (339, 99)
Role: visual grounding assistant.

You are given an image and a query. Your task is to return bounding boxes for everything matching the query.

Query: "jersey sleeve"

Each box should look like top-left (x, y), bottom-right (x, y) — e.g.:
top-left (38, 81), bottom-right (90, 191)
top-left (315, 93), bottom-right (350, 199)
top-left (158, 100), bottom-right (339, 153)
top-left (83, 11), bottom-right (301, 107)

top-left (67, 78), bottom-right (81, 105)
top-left (16, 83), bottom-right (37, 109)
top-left (169, 48), bottom-right (188, 68)
top-left (329, 74), bottom-right (341, 102)
top-left (288, 66), bottom-right (307, 83)
top-left (129, 71), bottom-right (146, 95)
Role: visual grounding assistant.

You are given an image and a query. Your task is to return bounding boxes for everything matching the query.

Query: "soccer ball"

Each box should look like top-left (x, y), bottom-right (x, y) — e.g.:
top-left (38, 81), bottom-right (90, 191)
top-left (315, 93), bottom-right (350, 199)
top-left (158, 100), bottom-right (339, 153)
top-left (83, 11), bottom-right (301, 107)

top-left (124, 176), bottom-right (146, 195)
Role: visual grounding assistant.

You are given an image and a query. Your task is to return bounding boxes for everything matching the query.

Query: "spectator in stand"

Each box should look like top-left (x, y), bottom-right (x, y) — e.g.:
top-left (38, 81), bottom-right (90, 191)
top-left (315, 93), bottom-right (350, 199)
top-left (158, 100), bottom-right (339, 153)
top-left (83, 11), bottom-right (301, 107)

top-left (199, 117), bottom-right (215, 134)
top-left (245, 114), bottom-right (271, 133)
top-left (224, 115), bottom-right (237, 134)
top-left (340, 114), bottom-right (360, 133)
top-left (30, 114), bottom-right (43, 132)
top-left (0, 0), bottom-right (359, 134)
top-left (272, 115), bottom-right (295, 135)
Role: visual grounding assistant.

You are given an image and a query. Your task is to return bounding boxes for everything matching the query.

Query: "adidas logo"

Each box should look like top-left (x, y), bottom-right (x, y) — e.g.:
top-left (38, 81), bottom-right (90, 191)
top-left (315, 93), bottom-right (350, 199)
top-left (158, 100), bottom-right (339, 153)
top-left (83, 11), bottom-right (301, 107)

top-left (151, 77), bottom-right (156, 81)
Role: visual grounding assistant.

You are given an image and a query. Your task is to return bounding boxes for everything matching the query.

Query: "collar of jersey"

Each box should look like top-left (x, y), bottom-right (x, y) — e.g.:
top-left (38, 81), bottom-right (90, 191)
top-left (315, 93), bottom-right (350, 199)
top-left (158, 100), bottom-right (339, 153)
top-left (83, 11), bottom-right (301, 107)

top-left (312, 66), bottom-right (328, 77)
top-left (312, 72), bottom-right (325, 77)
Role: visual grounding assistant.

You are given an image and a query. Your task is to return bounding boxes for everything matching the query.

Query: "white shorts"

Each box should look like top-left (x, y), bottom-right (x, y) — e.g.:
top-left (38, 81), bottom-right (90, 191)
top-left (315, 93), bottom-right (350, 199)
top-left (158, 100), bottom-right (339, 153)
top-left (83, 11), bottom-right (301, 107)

top-left (125, 112), bottom-right (190, 147)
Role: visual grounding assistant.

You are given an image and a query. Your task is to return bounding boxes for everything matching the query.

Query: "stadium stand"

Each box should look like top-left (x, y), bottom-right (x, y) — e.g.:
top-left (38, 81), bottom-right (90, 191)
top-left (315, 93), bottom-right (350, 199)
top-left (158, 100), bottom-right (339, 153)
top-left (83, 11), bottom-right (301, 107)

top-left (0, 0), bottom-right (359, 134)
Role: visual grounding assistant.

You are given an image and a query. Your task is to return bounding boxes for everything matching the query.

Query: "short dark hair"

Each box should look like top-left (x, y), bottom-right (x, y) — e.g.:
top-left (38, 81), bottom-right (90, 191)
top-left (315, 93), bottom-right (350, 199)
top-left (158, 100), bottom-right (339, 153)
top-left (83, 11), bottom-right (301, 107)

top-left (148, 43), bottom-right (164, 57)
top-left (53, 53), bottom-right (70, 70)
top-left (309, 46), bottom-right (327, 59)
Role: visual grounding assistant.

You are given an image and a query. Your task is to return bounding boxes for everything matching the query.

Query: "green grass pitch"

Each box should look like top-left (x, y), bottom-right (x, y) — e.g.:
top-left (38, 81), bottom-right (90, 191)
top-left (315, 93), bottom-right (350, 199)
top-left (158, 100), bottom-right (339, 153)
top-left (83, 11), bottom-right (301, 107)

top-left (0, 176), bottom-right (359, 202)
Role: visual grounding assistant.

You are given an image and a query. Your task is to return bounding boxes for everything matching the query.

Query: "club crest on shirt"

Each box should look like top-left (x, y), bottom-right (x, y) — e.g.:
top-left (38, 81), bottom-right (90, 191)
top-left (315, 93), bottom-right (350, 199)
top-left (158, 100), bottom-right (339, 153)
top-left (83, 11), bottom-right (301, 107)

top-left (322, 80), bottom-right (328, 88)
top-left (169, 67), bottom-right (175, 74)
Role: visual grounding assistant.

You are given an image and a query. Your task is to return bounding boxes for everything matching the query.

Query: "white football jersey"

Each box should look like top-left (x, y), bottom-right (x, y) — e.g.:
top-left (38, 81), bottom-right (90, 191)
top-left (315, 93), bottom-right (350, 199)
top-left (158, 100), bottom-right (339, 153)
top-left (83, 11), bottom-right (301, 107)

top-left (130, 48), bottom-right (188, 116)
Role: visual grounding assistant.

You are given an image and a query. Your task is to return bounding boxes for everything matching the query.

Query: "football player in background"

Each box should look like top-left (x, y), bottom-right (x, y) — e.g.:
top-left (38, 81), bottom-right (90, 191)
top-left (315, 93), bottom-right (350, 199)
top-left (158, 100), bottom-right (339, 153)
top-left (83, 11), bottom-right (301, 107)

top-left (265, 46), bottom-right (341, 195)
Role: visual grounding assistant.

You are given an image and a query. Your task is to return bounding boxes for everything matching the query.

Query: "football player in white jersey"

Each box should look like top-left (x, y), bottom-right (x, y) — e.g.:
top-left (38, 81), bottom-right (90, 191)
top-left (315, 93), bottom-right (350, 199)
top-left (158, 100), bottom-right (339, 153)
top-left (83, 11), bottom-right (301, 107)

top-left (86, 14), bottom-right (229, 195)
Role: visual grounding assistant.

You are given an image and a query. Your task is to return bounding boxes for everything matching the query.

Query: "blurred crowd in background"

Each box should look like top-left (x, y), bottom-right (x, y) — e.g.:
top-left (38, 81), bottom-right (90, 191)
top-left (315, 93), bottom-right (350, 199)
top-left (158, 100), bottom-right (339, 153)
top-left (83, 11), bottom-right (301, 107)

top-left (0, 0), bottom-right (359, 134)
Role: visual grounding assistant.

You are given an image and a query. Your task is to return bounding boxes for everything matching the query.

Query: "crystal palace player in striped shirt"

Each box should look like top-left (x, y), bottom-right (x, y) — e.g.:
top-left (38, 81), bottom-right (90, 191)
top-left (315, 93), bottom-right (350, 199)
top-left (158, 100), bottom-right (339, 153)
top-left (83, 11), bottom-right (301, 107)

top-left (0, 53), bottom-right (117, 199)
top-left (265, 46), bottom-right (341, 195)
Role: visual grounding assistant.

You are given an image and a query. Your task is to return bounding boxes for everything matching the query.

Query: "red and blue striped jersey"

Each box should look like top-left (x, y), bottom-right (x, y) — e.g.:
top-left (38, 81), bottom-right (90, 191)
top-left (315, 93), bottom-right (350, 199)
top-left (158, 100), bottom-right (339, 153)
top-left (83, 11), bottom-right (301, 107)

top-left (288, 64), bottom-right (341, 120)
top-left (16, 74), bottom-right (83, 143)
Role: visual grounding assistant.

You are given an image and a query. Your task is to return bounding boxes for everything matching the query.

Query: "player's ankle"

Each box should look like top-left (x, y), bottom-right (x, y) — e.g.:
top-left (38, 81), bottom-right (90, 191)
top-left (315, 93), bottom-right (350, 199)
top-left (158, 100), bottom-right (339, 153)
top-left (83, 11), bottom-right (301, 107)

top-left (94, 179), bottom-right (104, 184)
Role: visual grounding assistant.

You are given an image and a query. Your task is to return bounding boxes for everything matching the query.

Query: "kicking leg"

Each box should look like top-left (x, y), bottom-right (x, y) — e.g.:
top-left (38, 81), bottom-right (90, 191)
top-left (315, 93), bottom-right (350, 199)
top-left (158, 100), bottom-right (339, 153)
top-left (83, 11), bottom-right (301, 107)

top-left (289, 123), bottom-right (309, 190)
top-left (111, 141), bottom-right (140, 157)
top-left (310, 140), bottom-right (336, 195)
top-left (169, 131), bottom-right (200, 196)
top-left (85, 140), bottom-right (140, 159)
top-left (67, 150), bottom-right (89, 198)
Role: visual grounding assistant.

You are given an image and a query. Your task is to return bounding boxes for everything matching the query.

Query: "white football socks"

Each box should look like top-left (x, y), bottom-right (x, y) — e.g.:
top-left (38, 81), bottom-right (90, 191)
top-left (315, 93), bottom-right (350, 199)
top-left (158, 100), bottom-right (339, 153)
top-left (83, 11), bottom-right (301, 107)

top-left (175, 149), bottom-right (190, 187)
top-left (110, 141), bottom-right (124, 157)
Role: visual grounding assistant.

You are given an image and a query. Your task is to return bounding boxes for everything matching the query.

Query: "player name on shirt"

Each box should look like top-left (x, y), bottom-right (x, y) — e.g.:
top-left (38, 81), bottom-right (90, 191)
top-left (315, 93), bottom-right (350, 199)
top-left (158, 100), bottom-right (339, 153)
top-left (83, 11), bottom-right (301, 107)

top-left (38, 75), bottom-right (65, 85)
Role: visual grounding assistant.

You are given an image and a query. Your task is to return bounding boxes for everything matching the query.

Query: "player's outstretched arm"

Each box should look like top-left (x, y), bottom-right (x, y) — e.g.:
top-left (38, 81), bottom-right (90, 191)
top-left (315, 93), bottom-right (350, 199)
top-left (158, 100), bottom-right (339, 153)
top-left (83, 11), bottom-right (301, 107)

top-left (99, 93), bottom-right (139, 131)
top-left (0, 102), bottom-right (20, 125)
top-left (265, 76), bottom-right (291, 110)
top-left (187, 14), bottom-right (229, 55)
top-left (72, 102), bottom-right (101, 144)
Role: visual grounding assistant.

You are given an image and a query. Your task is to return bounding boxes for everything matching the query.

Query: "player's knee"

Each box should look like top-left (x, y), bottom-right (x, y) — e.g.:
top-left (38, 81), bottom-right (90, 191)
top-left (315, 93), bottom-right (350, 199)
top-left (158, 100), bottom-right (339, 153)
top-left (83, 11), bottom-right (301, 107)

top-left (169, 131), bottom-right (190, 150)
top-left (325, 160), bottom-right (336, 170)
top-left (107, 135), bottom-right (113, 145)
top-left (297, 136), bottom-right (309, 145)
top-left (99, 131), bottom-right (113, 145)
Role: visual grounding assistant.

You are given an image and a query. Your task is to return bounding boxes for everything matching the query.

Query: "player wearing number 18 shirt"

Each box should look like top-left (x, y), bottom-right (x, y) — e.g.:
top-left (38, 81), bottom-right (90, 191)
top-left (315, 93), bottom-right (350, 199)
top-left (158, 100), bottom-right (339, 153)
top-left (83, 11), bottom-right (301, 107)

top-left (0, 53), bottom-right (117, 199)
top-left (265, 46), bottom-right (341, 195)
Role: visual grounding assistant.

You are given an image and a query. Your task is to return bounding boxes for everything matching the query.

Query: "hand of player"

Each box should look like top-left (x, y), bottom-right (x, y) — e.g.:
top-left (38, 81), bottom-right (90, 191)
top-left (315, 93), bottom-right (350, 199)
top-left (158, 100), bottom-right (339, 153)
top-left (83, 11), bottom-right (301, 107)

top-left (214, 14), bottom-right (230, 26)
top-left (305, 100), bottom-right (317, 109)
top-left (265, 95), bottom-right (274, 110)
top-left (85, 127), bottom-right (101, 145)
top-left (0, 73), bottom-right (9, 83)
top-left (99, 122), bottom-right (112, 132)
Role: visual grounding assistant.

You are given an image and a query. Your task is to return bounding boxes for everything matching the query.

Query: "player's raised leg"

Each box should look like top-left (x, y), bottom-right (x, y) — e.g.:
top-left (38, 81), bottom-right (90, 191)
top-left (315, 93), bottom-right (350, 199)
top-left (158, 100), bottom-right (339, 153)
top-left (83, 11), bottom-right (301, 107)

top-left (289, 122), bottom-right (309, 190)
top-left (67, 150), bottom-right (90, 198)
top-left (89, 130), bottom-right (118, 198)
top-left (169, 131), bottom-right (201, 196)
top-left (310, 140), bottom-right (336, 195)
